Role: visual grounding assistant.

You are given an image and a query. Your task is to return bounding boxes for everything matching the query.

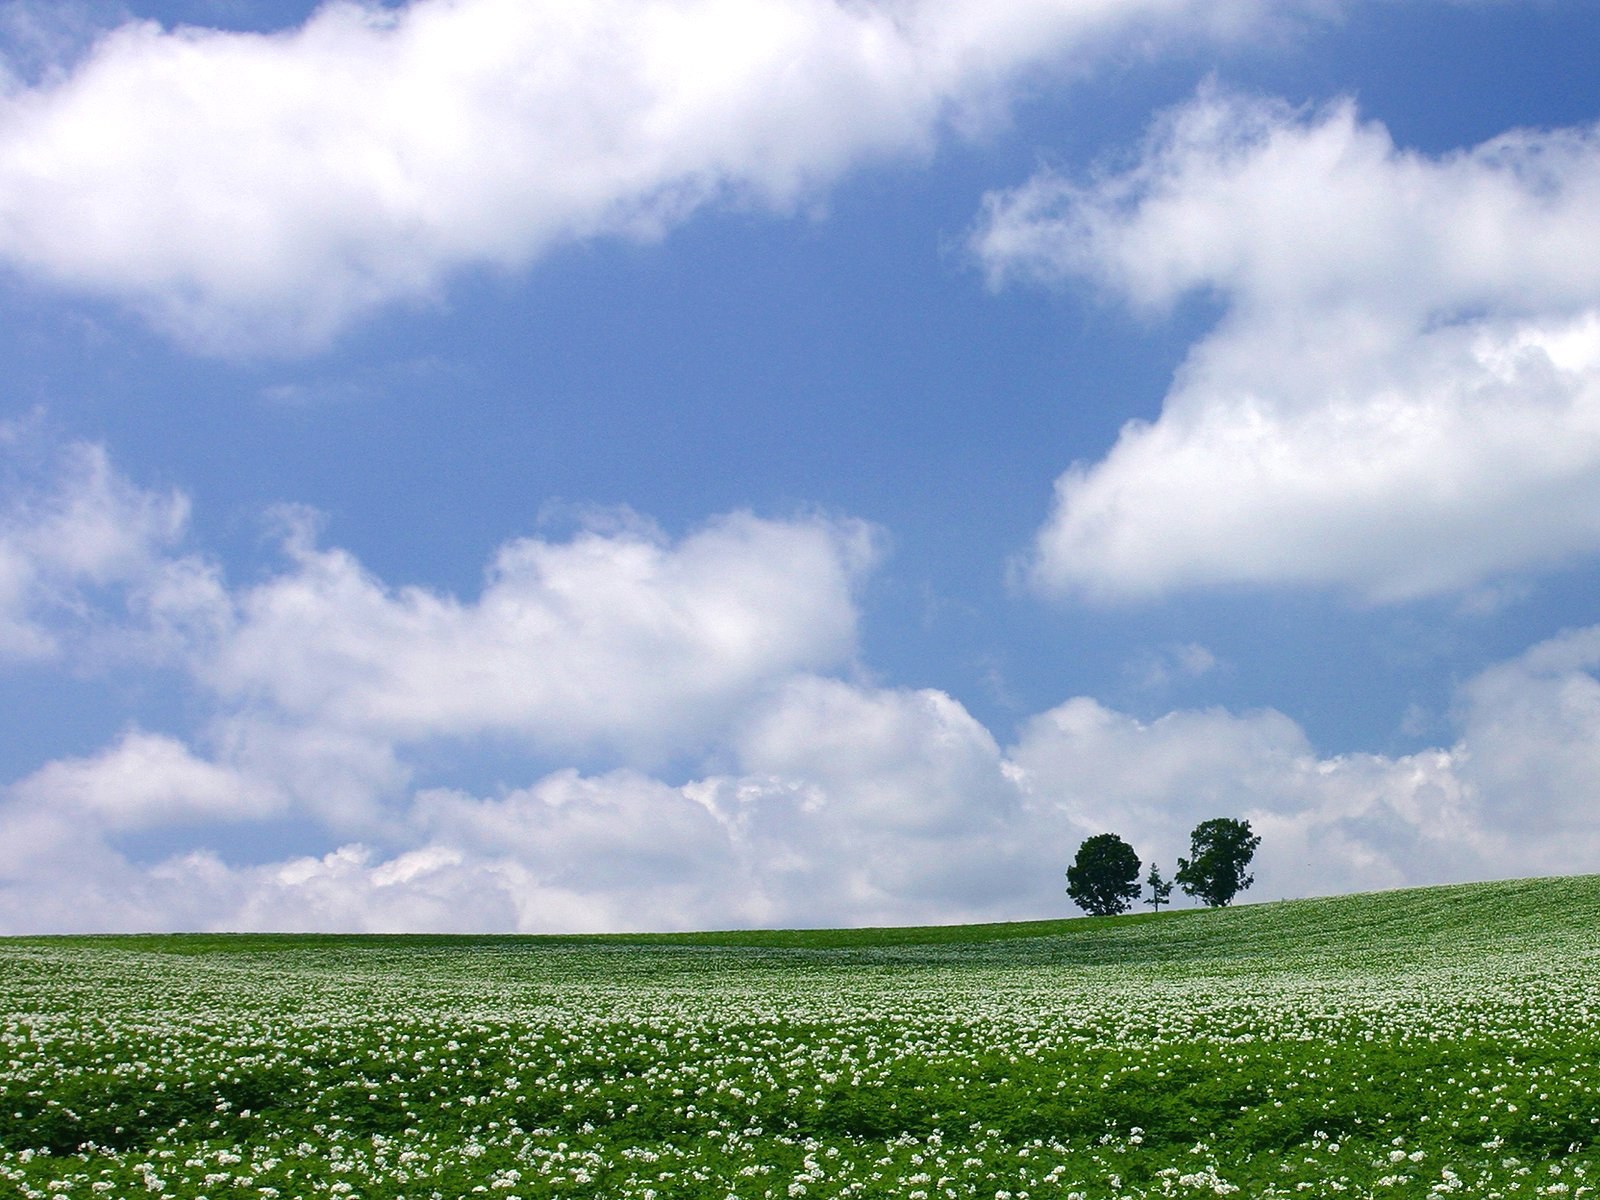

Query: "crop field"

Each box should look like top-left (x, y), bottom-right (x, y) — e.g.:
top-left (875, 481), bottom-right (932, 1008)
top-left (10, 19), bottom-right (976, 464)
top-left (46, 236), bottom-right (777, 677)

top-left (4, 878), bottom-right (1600, 1199)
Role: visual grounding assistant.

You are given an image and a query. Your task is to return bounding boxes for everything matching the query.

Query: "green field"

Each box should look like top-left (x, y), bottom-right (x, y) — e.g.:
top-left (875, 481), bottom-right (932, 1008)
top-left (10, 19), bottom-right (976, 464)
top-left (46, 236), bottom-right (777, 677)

top-left (4, 877), bottom-right (1600, 1199)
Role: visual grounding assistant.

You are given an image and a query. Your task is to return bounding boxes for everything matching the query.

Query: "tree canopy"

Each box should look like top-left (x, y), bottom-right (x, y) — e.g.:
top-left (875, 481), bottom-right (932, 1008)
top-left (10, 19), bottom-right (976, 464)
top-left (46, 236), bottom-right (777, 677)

top-left (1175, 818), bottom-right (1261, 907)
top-left (1066, 833), bottom-right (1142, 916)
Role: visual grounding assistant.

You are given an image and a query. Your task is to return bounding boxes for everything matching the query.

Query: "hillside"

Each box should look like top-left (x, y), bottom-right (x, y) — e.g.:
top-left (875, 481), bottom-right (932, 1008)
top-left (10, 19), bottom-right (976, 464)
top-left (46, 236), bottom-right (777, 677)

top-left (4, 874), bottom-right (1599, 1199)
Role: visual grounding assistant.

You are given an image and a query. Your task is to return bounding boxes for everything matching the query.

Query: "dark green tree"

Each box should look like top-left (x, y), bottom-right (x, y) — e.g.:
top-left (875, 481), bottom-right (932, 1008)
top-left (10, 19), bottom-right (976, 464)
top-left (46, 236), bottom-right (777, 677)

top-left (1066, 833), bottom-right (1142, 916)
top-left (1175, 818), bottom-right (1261, 907)
top-left (1146, 862), bottom-right (1173, 911)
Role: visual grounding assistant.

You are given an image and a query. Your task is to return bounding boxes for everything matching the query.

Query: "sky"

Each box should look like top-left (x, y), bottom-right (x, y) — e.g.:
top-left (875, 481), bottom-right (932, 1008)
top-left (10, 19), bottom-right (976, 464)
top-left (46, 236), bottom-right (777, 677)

top-left (3, 0), bottom-right (1600, 933)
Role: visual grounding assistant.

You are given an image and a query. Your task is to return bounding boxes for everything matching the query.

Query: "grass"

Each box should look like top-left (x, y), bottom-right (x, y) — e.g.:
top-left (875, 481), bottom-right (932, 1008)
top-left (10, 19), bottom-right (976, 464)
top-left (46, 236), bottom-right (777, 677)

top-left (3, 875), bottom-right (1600, 1198)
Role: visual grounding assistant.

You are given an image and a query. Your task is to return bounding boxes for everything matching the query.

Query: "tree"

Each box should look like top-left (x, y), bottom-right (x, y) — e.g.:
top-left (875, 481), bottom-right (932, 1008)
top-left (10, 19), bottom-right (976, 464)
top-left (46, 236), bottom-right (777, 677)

top-left (1175, 818), bottom-right (1261, 908)
top-left (1146, 862), bottom-right (1173, 912)
top-left (1066, 833), bottom-right (1142, 916)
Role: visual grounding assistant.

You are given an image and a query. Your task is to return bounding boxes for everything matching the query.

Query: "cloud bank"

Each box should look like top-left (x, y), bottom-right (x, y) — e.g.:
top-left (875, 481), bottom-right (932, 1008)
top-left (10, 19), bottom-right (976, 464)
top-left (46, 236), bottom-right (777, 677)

top-left (3, 438), bottom-right (1599, 933)
top-left (977, 89), bottom-right (1600, 603)
top-left (0, 0), bottom-right (1292, 352)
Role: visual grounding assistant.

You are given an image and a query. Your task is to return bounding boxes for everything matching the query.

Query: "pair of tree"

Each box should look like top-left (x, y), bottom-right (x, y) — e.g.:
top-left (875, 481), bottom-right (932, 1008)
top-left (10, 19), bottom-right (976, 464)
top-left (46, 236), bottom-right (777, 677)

top-left (1065, 818), bottom-right (1260, 916)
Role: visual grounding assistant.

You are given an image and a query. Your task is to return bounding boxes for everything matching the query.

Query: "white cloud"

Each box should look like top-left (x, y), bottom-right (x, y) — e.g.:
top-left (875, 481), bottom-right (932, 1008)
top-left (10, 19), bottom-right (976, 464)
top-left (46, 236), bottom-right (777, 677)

top-left (0, 727), bottom-right (287, 932)
top-left (409, 771), bottom-right (745, 931)
top-left (7, 434), bottom-right (1600, 934)
top-left (713, 676), bottom-right (1050, 923)
top-left (203, 680), bottom-right (1051, 933)
top-left (734, 674), bottom-right (1009, 834)
top-left (0, 429), bottom-right (190, 660)
top-left (8, 728), bottom-right (282, 830)
top-left (0, 0), bottom-right (1299, 353)
top-left (1007, 622), bottom-right (1600, 901)
top-left (0, 524), bottom-right (884, 932)
top-left (1123, 641), bottom-right (1219, 691)
top-left (1006, 697), bottom-right (1493, 902)
top-left (10, 625), bottom-right (1600, 932)
top-left (203, 715), bottom-right (410, 831)
top-left (0, 430), bottom-right (879, 799)
top-left (0, 676), bottom-right (1071, 933)
top-left (975, 89), bottom-right (1600, 602)
top-left (0, 680), bottom-right (1017, 933)
top-left (205, 507), bottom-right (878, 758)
top-left (1449, 626), bottom-right (1600, 851)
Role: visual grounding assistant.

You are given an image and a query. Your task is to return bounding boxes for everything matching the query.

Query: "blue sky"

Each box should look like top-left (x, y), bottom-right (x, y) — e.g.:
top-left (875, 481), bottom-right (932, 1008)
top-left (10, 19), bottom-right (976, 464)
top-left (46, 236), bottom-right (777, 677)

top-left (3, 0), bottom-right (1600, 932)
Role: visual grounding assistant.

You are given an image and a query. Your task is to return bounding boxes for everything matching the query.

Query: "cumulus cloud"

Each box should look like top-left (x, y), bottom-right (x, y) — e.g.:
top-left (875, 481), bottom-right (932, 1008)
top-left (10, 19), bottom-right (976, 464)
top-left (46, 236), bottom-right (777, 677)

top-left (205, 507), bottom-right (878, 758)
top-left (7, 728), bottom-right (282, 831)
top-left (1008, 625), bottom-right (1600, 900)
top-left (0, 437), bottom-right (896, 929)
top-left (734, 674), bottom-right (1010, 835)
top-left (3, 581), bottom-right (1590, 929)
top-left (975, 89), bottom-right (1600, 602)
top-left (0, 428), bottom-right (191, 660)
top-left (0, 679), bottom-right (1050, 933)
top-left (1007, 698), bottom-right (1493, 902)
top-left (0, 727), bottom-right (288, 932)
top-left (1448, 626), bottom-right (1600, 851)
top-left (189, 679), bottom-right (1047, 934)
top-left (3, 435), bottom-right (877, 767)
top-left (14, 631), bottom-right (1600, 933)
top-left (710, 676), bottom-right (1046, 922)
top-left (7, 435), bottom-right (1600, 934)
top-left (0, 0), bottom-right (1293, 352)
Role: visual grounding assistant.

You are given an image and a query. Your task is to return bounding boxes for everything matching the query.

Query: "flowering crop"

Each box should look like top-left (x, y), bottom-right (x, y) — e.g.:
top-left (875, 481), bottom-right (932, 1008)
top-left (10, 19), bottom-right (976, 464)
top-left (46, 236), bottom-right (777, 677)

top-left (3, 876), bottom-right (1600, 1198)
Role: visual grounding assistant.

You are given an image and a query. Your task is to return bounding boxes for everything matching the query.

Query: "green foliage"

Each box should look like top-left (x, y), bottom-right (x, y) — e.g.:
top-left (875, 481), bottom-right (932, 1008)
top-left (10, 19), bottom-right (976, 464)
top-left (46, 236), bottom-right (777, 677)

top-left (3, 875), bottom-right (1600, 1199)
top-left (1147, 861), bottom-right (1174, 911)
top-left (1066, 832), bottom-right (1143, 915)
top-left (1176, 816), bottom-right (1262, 907)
